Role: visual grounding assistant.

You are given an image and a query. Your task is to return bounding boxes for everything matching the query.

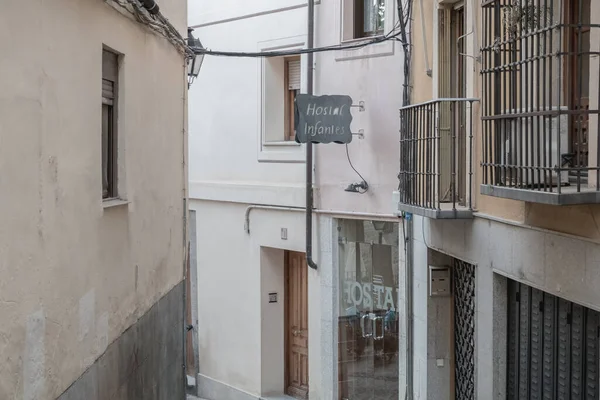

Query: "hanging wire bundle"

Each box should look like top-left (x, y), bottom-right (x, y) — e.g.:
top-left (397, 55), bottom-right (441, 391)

top-left (110, 0), bottom-right (195, 57)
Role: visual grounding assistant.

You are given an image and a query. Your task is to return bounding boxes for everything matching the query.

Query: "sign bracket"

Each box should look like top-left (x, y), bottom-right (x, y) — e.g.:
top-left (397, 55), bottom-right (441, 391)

top-left (350, 101), bottom-right (366, 112)
top-left (352, 129), bottom-right (365, 140)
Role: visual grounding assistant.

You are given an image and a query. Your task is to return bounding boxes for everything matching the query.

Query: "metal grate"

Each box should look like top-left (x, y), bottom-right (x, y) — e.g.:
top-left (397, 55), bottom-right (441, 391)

top-left (398, 99), bottom-right (478, 218)
top-left (480, 0), bottom-right (600, 200)
top-left (507, 280), bottom-right (600, 399)
top-left (454, 259), bottom-right (476, 400)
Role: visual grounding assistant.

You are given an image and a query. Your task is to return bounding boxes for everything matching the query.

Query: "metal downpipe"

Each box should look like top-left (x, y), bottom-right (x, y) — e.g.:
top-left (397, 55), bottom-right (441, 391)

top-left (305, 0), bottom-right (317, 270)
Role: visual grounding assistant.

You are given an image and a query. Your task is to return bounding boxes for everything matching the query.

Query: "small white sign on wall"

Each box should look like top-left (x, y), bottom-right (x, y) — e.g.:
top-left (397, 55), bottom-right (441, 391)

top-left (269, 292), bottom-right (278, 303)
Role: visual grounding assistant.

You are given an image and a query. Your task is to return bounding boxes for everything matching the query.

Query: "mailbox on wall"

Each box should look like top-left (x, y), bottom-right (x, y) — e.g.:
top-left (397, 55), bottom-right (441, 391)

top-left (429, 266), bottom-right (451, 297)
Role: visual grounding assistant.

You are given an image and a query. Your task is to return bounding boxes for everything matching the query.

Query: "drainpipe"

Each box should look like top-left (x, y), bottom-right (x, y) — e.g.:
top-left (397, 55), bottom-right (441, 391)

top-left (243, 204), bottom-right (399, 234)
top-left (305, 0), bottom-right (317, 270)
top-left (405, 214), bottom-right (414, 400)
top-left (180, 58), bottom-right (190, 393)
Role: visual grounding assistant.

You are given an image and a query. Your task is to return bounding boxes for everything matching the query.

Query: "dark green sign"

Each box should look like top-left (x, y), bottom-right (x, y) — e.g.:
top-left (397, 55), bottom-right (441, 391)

top-left (294, 94), bottom-right (353, 144)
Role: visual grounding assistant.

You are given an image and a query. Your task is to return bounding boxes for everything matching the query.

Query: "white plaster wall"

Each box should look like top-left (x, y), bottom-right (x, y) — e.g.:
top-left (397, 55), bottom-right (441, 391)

top-left (191, 200), bottom-right (329, 398)
top-left (411, 215), bottom-right (431, 400)
top-left (260, 248), bottom-right (286, 396)
top-left (0, 1), bottom-right (187, 398)
top-left (188, 6), bottom-right (307, 193)
top-left (188, 0), bottom-right (404, 214)
top-left (188, 1), bottom-right (405, 398)
top-left (313, 0), bottom-right (404, 215)
top-left (189, 0), bottom-right (319, 28)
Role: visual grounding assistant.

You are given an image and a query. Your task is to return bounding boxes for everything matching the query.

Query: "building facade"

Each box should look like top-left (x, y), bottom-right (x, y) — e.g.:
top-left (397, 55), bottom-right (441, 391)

top-left (188, 1), bottom-right (407, 399)
top-left (0, 1), bottom-right (188, 399)
top-left (400, 0), bottom-right (600, 397)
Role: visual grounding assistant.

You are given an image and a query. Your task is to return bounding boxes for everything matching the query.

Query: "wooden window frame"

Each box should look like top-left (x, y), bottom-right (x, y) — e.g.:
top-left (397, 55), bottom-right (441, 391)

top-left (354, 0), bottom-right (386, 39)
top-left (284, 57), bottom-right (301, 142)
top-left (102, 49), bottom-right (119, 200)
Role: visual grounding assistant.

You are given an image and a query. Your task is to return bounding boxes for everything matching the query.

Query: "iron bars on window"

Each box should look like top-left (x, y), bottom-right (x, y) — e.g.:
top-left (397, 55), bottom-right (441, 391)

top-left (398, 98), bottom-right (478, 219)
top-left (480, 0), bottom-right (600, 202)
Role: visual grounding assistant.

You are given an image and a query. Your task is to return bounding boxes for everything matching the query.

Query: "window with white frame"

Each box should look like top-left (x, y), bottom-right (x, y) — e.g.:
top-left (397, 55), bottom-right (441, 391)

top-left (342, 0), bottom-right (386, 41)
top-left (263, 55), bottom-right (302, 143)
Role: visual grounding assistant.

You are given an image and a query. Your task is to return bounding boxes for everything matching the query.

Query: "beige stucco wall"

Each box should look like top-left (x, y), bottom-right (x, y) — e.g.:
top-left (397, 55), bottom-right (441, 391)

top-left (0, 1), bottom-right (187, 399)
top-left (411, 0), bottom-right (434, 105)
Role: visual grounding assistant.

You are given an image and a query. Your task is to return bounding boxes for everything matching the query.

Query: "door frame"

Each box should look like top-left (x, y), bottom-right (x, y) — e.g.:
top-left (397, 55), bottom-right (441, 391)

top-left (284, 251), bottom-right (290, 391)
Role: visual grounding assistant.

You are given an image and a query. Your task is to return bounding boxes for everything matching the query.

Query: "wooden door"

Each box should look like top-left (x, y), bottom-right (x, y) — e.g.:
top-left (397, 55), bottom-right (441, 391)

top-left (286, 251), bottom-right (309, 399)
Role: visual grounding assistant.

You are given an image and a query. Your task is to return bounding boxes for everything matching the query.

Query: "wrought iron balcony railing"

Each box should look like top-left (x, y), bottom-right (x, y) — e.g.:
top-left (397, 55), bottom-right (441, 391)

top-left (480, 0), bottom-right (600, 205)
top-left (397, 98), bottom-right (479, 219)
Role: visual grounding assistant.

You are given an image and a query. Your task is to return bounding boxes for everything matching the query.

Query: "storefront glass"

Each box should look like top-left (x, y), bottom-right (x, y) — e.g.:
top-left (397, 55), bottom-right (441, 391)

top-left (337, 219), bottom-right (400, 400)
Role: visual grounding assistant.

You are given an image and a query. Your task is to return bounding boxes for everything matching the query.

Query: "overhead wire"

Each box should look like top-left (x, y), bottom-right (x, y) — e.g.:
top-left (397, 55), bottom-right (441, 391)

top-left (196, 20), bottom-right (406, 58)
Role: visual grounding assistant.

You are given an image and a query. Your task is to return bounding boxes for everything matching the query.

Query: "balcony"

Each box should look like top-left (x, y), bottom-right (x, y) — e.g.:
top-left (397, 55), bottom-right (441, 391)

top-left (480, 0), bottom-right (600, 205)
top-left (397, 98), bottom-right (479, 219)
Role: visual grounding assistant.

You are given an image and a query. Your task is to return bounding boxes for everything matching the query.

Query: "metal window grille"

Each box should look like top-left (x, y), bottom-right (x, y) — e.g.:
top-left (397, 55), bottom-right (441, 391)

top-left (398, 99), bottom-right (478, 217)
top-left (454, 259), bottom-right (476, 400)
top-left (480, 0), bottom-right (600, 196)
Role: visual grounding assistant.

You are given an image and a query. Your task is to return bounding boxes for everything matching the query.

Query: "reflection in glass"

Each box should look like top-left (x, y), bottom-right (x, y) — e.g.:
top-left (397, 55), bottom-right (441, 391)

top-left (337, 220), bottom-right (399, 400)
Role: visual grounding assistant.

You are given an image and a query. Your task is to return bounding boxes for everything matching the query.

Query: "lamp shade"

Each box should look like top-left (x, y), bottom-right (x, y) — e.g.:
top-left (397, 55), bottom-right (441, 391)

top-left (189, 53), bottom-right (204, 78)
top-left (372, 221), bottom-right (387, 231)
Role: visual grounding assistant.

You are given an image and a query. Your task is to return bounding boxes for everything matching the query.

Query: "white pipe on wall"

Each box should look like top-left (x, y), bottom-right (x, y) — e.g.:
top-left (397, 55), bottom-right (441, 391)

top-left (243, 204), bottom-right (400, 234)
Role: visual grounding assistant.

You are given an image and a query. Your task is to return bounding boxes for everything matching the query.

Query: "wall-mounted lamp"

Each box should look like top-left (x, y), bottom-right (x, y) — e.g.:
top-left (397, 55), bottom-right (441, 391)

top-left (344, 181), bottom-right (369, 194)
top-left (372, 220), bottom-right (393, 233)
top-left (372, 221), bottom-right (387, 231)
top-left (187, 28), bottom-right (204, 88)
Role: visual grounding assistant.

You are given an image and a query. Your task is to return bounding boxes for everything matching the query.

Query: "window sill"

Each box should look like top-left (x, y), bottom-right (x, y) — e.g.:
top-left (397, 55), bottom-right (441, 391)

top-left (258, 142), bottom-right (305, 163)
top-left (263, 140), bottom-right (301, 147)
top-left (102, 198), bottom-right (130, 209)
top-left (336, 35), bottom-right (395, 62)
top-left (340, 35), bottom-right (384, 45)
top-left (480, 184), bottom-right (600, 205)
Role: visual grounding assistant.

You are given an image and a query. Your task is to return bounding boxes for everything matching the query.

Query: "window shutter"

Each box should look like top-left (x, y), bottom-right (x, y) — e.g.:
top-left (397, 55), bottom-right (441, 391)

top-left (542, 293), bottom-right (557, 400)
top-left (529, 288), bottom-right (544, 398)
top-left (287, 60), bottom-right (301, 90)
top-left (508, 280), bottom-right (600, 399)
top-left (102, 50), bottom-right (118, 105)
top-left (585, 308), bottom-right (599, 399)
top-left (102, 79), bottom-right (114, 105)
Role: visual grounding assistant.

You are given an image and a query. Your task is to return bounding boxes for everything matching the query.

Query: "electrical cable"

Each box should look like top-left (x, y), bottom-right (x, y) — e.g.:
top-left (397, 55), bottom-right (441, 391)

top-left (110, 0), bottom-right (194, 56)
top-left (397, 0), bottom-right (413, 191)
top-left (396, 2), bottom-right (414, 400)
top-left (196, 22), bottom-right (405, 58)
top-left (345, 144), bottom-right (368, 194)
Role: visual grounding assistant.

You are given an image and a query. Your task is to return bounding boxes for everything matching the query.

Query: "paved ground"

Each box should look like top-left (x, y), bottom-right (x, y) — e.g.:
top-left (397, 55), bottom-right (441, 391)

top-left (187, 395), bottom-right (207, 400)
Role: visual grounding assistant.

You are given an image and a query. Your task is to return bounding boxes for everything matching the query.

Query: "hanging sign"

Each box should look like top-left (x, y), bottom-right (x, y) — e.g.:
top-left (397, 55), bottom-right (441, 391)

top-left (294, 94), bottom-right (354, 144)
